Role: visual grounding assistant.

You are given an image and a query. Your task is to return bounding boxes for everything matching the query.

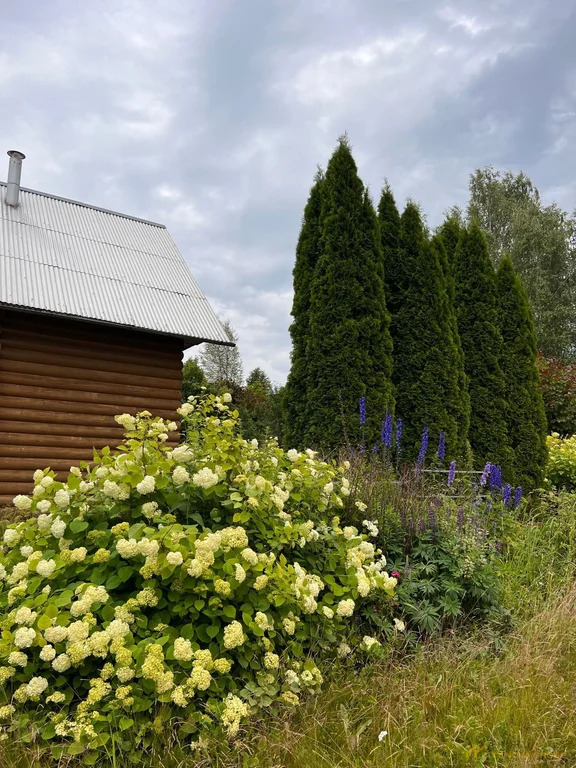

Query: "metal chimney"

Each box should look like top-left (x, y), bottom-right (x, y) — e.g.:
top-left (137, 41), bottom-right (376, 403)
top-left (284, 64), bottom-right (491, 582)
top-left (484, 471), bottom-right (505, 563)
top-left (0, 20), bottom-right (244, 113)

top-left (6, 150), bottom-right (26, 207)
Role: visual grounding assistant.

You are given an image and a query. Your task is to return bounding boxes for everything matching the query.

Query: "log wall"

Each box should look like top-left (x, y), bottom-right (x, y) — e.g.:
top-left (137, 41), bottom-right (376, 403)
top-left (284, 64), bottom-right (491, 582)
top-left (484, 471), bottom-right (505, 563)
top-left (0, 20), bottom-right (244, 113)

top-left (0, 309), bottom-right (185, 505)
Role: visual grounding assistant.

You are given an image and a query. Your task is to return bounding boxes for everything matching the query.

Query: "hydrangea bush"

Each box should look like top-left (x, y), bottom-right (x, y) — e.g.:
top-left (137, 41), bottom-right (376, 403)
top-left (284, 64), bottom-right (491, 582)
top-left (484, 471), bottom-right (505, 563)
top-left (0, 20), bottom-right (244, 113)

top-left (0, 394), bottom-right (395, 759)
top-left (545, 432), bottom-right (576, 490)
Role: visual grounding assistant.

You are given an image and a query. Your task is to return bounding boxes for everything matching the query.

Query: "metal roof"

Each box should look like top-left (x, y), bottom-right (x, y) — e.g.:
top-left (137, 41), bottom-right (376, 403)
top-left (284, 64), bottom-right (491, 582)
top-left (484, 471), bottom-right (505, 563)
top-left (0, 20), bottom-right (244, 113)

top-left (0, 183), bottom-right (231, 346)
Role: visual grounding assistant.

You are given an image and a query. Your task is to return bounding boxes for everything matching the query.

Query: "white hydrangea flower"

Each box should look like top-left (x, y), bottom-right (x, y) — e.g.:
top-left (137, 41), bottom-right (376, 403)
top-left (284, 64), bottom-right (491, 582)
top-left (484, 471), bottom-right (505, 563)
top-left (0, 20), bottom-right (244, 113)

top-left (44, 626), bottom-right (68, 644)
top-left (115, 413), bottom-right (136, 431)
top-left (172, 466), bottom-right (190, 485)
top-left (192, 467), bottom-right (219, 489)
top-left (136, 475), bottom-right (156, 494)
top-left (322, 606), bottom-right (334, 619)
top-left (52, 654), bottom-right (71, 673)
top-left (20, 545), bottom-right (33, 558)
top-left (3, 529), bottom-right (21, 547)
top-left (116, 539), bottom-right (139, 559)
top-left (173, 637), bottom-right (193, 662)
top-left (362, 520), bottom-right (379, 537)
top-left (336, 599), bottom-right (355, 618)
top-left (362, 636), bottom-right (381, 650)
top-left (166, 551), bottom-right (183, 566)
top-left (8, 651), bottom-right (28, 667)
top-left (36, 499), bottom-right (52, 514)
top-left (13, 495), bottom-right (33, 512)
top-left (53, 489), bottom-right (70, 508)
top-left (40, 645), bottom-right (56, 662)
top-left (36, 559), bottom-right (56, 578)
top-left (177, 402), bottom-right (194, 417)
top-left (337, 642), bottom-right (352, 658)
top-left (14, 627), bottom-right (36, 648)
top-left (14, 607), bottom-right (37, 626)
top-left (223, 621), bottom-right (245, 650)
top-left (33, 470), bottom-right (44, 483)
top-left (50, 518), bottom-right (66, 539)
top-left (287, 449), bottom-right (299, 462)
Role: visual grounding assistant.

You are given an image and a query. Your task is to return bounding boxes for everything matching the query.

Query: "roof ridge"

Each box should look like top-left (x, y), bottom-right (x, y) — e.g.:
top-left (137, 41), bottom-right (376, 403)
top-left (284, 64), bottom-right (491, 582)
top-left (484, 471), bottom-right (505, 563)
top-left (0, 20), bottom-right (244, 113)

top-left (0, 181), bottom-right (166, 228)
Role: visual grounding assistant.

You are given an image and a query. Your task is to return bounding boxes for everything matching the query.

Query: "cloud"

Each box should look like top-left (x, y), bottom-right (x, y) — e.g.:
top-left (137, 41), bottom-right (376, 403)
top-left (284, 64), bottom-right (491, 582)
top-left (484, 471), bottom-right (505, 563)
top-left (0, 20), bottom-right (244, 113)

top-left (1, 0), bottom-right (575, 385)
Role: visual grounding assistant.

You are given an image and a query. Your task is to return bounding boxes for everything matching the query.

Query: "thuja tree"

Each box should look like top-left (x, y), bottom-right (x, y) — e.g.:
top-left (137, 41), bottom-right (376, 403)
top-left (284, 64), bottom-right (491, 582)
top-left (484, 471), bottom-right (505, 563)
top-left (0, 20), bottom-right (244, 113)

top-left (431, 234), bottom-right (471, 461)
top-left (497, 256), bottom-right (548, 489)
top-left (306, 137), bottom-right (394, 452)
top-left (284, 170), bottom-right (325, 448)
top-left (385, 202), bottom-right (459, 461)
top-left (377, 183), bottom-right (402, 316)
top-left (453, 224), bottom-right (514, 478)
top-left (438, 214), bottom-right (463, 266)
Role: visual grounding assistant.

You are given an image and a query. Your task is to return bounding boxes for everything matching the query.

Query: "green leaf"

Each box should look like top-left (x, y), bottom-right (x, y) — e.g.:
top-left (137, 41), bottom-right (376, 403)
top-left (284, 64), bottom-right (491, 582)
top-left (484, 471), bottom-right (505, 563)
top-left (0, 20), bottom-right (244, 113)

top-left (37, 614), bottom-right (52, 630)
top-left (206, 624), bottom-right (220, 639)
top-left (222, 605), bottom-right (236, 619)
top-left (119, 717), bottom-right (134, 731)
top-left (69, 520), bottom-right (88, 534)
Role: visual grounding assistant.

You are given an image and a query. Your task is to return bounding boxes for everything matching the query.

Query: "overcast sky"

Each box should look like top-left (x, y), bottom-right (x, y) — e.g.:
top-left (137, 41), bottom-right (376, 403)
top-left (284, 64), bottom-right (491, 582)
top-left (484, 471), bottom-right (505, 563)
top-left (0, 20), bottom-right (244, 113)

top-left (2, 0), bottom-right (575, 384)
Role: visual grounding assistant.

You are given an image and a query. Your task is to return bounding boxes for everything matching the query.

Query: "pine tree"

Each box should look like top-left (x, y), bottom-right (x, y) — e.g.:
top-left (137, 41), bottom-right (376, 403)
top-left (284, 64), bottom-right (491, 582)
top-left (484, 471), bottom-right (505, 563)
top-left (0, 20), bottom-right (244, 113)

top-left (431, 233), bottom-right (471, 461)
top-left (305, 137), bottom-right (394, 453)
top-left (284, 170), bottom-right (325, 447)
top-left (453, 224), bottom-right (514, 477)
top-left (497, 256), bottom-right (548, 490)
top-left (385, 202), bottom-right (459, 461)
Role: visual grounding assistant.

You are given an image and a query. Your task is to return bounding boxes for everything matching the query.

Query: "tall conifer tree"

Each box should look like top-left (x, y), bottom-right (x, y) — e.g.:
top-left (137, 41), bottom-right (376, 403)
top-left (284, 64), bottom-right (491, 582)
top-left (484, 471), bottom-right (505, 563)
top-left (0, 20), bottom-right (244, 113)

top-left (306, 137), bottom-right (394, 452)
top-left (438, 214), bottom-right (462, 266)
top-left (377, 183), bottom-right (402, 315)
top-left (497, 256), bottom-right (548, 489)
top-left (453, 224), bottom-right (514, 477)
top-left (431, 234), bottom-right (471, 461)
top-left (386, 203), bottom-right (459, 460)
top-left (284, 170), bottom-right (324, 447)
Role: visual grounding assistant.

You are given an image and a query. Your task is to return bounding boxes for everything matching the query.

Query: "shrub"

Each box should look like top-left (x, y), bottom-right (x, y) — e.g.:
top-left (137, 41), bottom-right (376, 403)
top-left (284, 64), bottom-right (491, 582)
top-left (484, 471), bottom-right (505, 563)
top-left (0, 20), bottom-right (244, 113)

top-left (0, 395), bottom-right (395, 759)
top-left (537, 354), bottom-right (576, 436)
top-left (545, 432), bottom-right (576, 490)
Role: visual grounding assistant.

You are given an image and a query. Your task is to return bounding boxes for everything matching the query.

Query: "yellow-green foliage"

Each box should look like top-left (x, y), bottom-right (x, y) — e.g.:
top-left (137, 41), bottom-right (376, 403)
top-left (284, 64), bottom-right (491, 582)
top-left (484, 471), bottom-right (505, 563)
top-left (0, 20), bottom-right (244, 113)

top-left (0, 394), bottom-right (395, 760)
top-left (545, 432), bottom-right (576, 489)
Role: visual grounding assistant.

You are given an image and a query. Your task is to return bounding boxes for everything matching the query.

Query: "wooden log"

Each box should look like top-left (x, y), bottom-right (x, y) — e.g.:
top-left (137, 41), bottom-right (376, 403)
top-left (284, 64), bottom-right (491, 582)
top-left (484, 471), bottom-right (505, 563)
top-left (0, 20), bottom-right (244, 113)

top-left (0, 458), bottom-right (83, 471)
top-left (0, 359), bottom-right (182, 392)
top-left (0, 470), bottom-right (40, 482)
top-left (1, 433), bottom-right (121, 448)
top-left (0, 407), bottom-right (125, 427)
top-left (2, 334), bottom-right (183, 371)
top-left (0, 387), bottom-right (181, 412)
top-left (0, 482), bottom-right (35, 495)
top-left (1, 345), bottom-right (181, 381)
top-left (0, 371), bottom-right (181, 401)
top-left (0, 420), bottom-right (124, 439)
top-left (0, 445), bottom-right (98, 459)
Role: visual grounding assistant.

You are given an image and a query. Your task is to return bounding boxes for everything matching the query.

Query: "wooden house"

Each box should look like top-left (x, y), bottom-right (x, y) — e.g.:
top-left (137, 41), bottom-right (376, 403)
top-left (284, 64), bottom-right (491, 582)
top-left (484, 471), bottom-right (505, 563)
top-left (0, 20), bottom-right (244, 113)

top-left (0, 150), bottom-right (229, 504)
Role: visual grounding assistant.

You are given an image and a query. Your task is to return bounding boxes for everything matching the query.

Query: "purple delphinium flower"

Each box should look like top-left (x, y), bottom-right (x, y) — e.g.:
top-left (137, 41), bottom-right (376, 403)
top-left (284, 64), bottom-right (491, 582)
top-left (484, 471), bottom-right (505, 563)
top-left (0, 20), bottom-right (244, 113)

top-left (479, 462), bottom-right (491, 487)
top-left (513, 486), bottom-right (523, 508)
top-left (372, 444), bottom-right (379, 455)
top-left (447, 460), bottom-right (457, 488)
top-left (490, 464), bottom-right (503, 491)
top-left (502, 484), bottom-right (512, 508)
top-left (428, 505), bottom-right (437, 531)
top-left (382, 412), bottom-right (393, 448)
top-left (417, 427), bottom-right (429, 469)
top-left (437, 432), bottom-right (446, 461)
top-left (457, 506), bottom-right (464, 530)
top-left (359, 397), bottom-right (366, 426)
top-left (395, 418), bottom-right (403, 454)
top-left (495, 540), bottom-right (503, 553)
top-left (418, 519), bottom-right (427, 533)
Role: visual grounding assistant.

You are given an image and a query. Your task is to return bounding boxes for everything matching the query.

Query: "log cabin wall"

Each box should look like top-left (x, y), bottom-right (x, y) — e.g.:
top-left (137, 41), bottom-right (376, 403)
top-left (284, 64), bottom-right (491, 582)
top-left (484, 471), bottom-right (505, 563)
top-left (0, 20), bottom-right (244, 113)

top-left (0, 309), bottom-right (185, 505)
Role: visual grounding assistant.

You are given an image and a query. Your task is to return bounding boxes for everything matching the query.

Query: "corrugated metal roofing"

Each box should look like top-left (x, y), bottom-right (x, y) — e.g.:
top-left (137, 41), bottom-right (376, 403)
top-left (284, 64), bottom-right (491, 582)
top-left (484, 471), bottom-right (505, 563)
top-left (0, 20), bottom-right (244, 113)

top-left (0, 183), bottom-right (230, 346)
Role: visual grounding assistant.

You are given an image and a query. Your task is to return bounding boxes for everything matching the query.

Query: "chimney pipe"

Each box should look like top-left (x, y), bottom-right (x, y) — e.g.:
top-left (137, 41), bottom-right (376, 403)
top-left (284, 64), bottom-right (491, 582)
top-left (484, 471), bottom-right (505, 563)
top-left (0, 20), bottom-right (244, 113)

top-left (6, 150), bottom-right (26, 207)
